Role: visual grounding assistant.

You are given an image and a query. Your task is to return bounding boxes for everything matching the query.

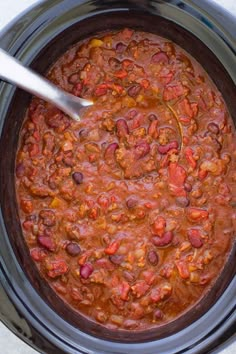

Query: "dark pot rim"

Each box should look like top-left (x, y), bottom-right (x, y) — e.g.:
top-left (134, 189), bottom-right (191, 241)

top-left (0, 1), bottom-right (235, 353)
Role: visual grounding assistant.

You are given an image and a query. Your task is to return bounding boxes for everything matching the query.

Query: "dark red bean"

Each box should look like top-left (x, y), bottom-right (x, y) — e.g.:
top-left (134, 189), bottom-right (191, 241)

top-left (126, 109), bottom-right (138, 120)
top-left (187, 229), bottom-right (203, 248)
top-left (126, 197), bottom-right (138, 209)
top-left (207, 122), bottom-right (219, 135)
top-left (109, 254), bottom-right (124, 265)
top-left (78, 129), bottom-right (88, 141)
top-left (158, 141), bottom-right (179, 154)
top-left (68, 73), bottom-right (80, 84)
top-left (108, 57), bottom-right (121, 70)
top-left (16, 163), bottom-right (25, 178)
top-left (151, 52), bottom-right (169, 64)
top-left (176, 196), bottom-right (190, 207)
top-left (135, 142), bottom-right (150, 159)
top-left (154, 309), bottom-right (164, 320)
top-left (123, 271), bottom-right (136, 283)
top-left (80, 263), bottom-right (93, 279)
top-left (147, 250), bottom-right (159, 266)
top-left (104, 143), bottom-right (119, 165)
top-left (128, 84), bottom-right (141, 97)
top-left (116, 42), bottom-right (126, 52)
top-left (38, 236), bottom-right (55, 252)
top-left (39, 210), bottom-right (56, 226)
top-left (123, 319), bottom-right (138, 329)
top-left (116, 119), bottom-right (129, 138)
top-left (66, 242), bottom-right (81, 256)
top-left (152, 231), bottom-right (173, 247)
top-left (72, 172), bottom-right (83, 184)
top-left (184, 182), bottom-right (192, 192)
top-left (148, 114), bottom-right (158, 121)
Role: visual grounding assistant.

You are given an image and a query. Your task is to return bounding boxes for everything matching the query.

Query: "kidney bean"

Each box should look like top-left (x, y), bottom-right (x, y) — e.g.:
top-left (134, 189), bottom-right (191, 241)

top-left (116, 119), bottom-right (129, 138)
top-left (152, 231), bottom-right (173, 247)
top-left (126, 109), bottom-right (138, 120)
top-left (38, 236), bottom-right (55, 252)
top-left (116, 42), bottom-right (126, 52)
top-left (126, 197), bottom-right (138, 209)
top-left (184, 182), bottom-right (192, 192)
top-left (154, 309), bottom-right (164, 320)
top-left (147, 250), bottom-right (159, 266)
top-left (151, 52), bottom-right (169, 64)
top-left (135, 142), bottom-right (150, 159)
top-left (72, 172), bottom-right (83, 184)
top-left (176, 196), bottom-right (190, 207)
top-left (68, 73), bottom-right (80, 84)
top-left (39, 209), bottom-right (56, 226)
top-left (104, 143), bottom-right (119, 165)
top-left (123, 319), bottom-right (138, 329)
top-left (66, 242), bottom-right (81, 256)
top-left (158, 141), bottom-right (179, 154)
top-left (207, 122), bottom-right (219, 134)
top-left (80, 263), bottom-right (94, 279)
top-left (175, 260), bottom-right (190, 279)
top-left (148, 114), bottom-right (158, 121)
top-left (108, 57), bottom-right (121, 69)
top-left (187, 229), bottom-right (203, 248)
top-left (128, 84), bottom-right (141, 97)
top-left (109, 254), bottom-right (124, 265)
top-left (16, 163), bottom-right (25, 178)
top-left (123, 270), bottom-right (136, 283)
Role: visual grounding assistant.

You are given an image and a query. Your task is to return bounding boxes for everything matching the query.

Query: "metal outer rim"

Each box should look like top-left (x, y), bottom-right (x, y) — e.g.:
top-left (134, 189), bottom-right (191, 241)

top-left (0, 1), bottom-right (235, 353)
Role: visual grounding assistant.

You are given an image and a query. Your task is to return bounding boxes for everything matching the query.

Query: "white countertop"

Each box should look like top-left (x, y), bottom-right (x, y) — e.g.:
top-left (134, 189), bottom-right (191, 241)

top-left (0, 1), bottom-right (235, 353)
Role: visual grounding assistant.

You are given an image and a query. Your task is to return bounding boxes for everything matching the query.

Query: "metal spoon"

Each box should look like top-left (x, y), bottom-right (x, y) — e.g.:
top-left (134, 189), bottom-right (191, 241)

top-left (0, 48), bottom-right (93, 121)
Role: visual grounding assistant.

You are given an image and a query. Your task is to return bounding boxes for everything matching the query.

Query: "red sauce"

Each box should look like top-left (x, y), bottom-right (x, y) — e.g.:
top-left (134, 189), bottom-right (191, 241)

top-left (15, 29), bottom-right (236, 330)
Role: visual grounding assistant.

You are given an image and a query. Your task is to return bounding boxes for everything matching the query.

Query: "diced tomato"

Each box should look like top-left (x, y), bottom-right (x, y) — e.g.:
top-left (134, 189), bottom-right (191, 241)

top-left (30, 248), bottom-right (47, 262)
top-left (46, 259), bottom-right (69, 278)
top-left (198, 168), bottom-right (208, 180)
top-left (104, 240), bottom-right (120, 255)
top-left (114, 69), bottom-right (128, 78)
top-left (186, 208), bottom-right (209, 222)
top-left (20, 199), bottom-right (33, 214)
top-left (131, 281), bottom-right (150, 298)
top-left (163, 83), bottom-right (186, 101)
top-left (151, 216), bottom-right (166, 237)
top-left (168, 162), bottom-right (187, 196)
top-left (178, 98), bottom-right (198, 119)
top-left (185, 147), bottom-right (197, 169)
top-left (94, 83), bottom-right (108, 97)
top-left (120, 281), bottom-right (130, 301)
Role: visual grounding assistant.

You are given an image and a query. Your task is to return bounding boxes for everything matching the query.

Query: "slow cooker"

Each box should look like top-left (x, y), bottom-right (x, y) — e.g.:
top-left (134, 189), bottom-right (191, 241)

top-left (0, 0), bottom-right (235, 353)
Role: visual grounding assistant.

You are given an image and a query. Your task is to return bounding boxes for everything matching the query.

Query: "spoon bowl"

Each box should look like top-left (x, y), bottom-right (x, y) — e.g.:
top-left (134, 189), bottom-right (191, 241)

top-left (0, 48), bottom-right (93, 121)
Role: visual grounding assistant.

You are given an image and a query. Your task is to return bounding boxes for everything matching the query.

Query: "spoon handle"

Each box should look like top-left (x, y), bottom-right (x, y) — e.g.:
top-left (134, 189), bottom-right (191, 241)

top-left (0, 48), bottom-right (92, 121)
